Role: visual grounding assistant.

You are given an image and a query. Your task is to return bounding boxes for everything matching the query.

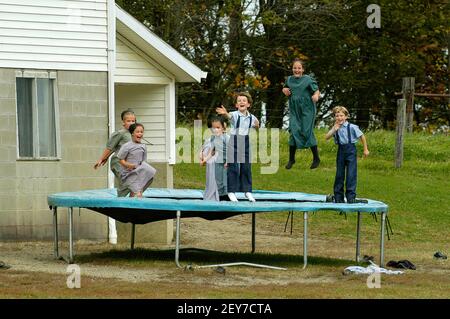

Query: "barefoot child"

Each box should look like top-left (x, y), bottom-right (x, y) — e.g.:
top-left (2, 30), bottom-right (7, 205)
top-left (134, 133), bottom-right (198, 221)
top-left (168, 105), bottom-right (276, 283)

top-left (200, 115), bottom-right (230, 201)
top-left (216, 92), bottom-right (259, 202)
top-left (325, 106), bottom-right (369, 203)
top-left (117, 123), bottom-right (156, 198)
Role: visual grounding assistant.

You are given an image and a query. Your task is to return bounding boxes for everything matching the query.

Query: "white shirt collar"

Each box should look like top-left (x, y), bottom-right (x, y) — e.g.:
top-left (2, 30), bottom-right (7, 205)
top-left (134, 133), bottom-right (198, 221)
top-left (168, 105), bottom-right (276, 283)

top-left (237, 110), bottom-right (250, 117)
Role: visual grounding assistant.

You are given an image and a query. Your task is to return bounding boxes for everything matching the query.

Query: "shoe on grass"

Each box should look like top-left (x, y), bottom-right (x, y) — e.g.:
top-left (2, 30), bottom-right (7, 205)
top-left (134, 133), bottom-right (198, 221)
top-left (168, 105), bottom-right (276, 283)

top-left (433, 251), bottom-right (447, 260)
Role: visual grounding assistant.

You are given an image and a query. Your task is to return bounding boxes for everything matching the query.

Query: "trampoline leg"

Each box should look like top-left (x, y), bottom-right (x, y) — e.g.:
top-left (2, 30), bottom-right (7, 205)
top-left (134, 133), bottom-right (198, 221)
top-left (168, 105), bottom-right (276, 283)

top-left (356, 212), bottom-right (361, 263)
top-left (380, 212), bottom-right (386, 266)
top-left (131, 223), bottom-right (135, 250)
top-left (53, 207), bottom-right (59, 259)
top-left (303, 212), bottom-right (308, 269)
top-left (291, 211), bottom-right (294, 234)
top-left (175, 210), bottom-right (182, 268)
top-left (68, 207), bottom-right (74, 264)
top-left (251, 213), bottom-right (256, 253)
top-left (172, 210), bottom-right (284, 271)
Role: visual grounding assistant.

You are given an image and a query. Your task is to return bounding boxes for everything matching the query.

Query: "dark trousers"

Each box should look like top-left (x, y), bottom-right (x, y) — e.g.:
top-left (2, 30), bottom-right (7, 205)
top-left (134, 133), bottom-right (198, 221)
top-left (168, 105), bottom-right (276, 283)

top-left (227, 134), bottom-right (252, 193)
top-left (333, 143), bottom-right (357, 202)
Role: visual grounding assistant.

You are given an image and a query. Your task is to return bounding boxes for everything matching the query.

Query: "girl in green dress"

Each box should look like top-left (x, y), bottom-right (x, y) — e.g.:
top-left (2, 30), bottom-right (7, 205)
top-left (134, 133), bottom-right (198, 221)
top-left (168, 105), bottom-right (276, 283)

top-left (282, 59), bottom-right (321, 169)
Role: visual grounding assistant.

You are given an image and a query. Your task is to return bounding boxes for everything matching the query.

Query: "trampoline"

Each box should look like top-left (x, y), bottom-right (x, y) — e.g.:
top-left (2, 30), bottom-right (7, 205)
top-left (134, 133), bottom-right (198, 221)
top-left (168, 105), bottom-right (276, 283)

top-left (47, 188), bottom-right (389, 268)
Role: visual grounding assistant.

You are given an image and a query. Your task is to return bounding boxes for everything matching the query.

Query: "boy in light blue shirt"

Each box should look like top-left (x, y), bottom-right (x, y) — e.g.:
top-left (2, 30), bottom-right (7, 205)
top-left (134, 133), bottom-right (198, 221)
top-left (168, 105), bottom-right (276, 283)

top-left (325, 106), bottom-right (369, 203)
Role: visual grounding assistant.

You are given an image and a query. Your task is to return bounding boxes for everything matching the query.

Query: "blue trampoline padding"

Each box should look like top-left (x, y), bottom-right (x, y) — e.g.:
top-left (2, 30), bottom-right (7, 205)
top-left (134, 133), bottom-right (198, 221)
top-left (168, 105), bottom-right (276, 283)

top-left (47, 188), bottom-right (388, 224)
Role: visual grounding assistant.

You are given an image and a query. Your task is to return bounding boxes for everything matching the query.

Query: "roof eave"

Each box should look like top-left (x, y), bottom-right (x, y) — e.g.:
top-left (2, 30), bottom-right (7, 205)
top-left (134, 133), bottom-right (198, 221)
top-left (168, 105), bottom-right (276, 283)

top-left (115, 5), bottom-right (207, 83)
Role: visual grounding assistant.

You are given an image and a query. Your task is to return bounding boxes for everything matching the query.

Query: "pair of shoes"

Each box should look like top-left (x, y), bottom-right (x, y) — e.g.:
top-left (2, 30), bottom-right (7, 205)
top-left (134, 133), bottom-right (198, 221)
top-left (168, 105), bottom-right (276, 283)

top-left (347, 198), bottom-right (369, 204)
top-left (310, 158), bottom-right (320, 169)
top-left (387, 259), bottom-right (416, 270)
top-left (398, 260), bottom-right (416, 270)
top-left (0, 261), bottom-right (11, 269)
top-left (285, 160), bottom-right (295, 169)
top-left (433, 251), bottom-right (447, 259)
top-left (227, 193), bottom-right (238, 202)
top-left (214, 266), bottom-right (226, 274)
top-left (386, 260), bottom-right (398, 268)
top-left (245, 192), bottom-right (256, 202)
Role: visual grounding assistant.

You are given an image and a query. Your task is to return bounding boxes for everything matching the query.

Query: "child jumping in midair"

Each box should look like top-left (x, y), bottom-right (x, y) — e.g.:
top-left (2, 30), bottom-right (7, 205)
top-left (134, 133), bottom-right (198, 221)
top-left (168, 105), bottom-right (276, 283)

top-left (200, 115), bottom-right (230, 201)
top-left (216, 92), bottom-right (259, 202)
top-left (325, 106), bottom-right (369, 203)
top-left (117, 123), bottom-right (156, 198)
top-left (282, 58), bottom-right (321, 170)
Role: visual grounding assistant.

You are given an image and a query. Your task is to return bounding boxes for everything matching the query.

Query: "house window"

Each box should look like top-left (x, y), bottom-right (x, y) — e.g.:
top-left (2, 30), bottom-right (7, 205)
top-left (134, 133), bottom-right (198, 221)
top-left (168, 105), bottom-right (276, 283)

top-left (16, 71), bottom-right (60, 160)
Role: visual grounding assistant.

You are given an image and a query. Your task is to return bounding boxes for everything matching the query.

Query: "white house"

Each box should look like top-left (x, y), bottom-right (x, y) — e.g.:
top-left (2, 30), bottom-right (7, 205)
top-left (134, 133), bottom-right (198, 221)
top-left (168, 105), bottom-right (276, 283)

top-left (0, 0), bottom-right (207, 244)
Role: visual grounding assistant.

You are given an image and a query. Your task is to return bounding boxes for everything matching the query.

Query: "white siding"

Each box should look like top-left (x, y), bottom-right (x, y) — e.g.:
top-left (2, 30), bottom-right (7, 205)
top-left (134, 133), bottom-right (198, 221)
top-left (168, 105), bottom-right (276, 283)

top-left (115, 84), bottom-right (167, 162)
top-left (115, 35), bottom-right (171, 84)
top-left (0, 0), bottom-right (108, 71)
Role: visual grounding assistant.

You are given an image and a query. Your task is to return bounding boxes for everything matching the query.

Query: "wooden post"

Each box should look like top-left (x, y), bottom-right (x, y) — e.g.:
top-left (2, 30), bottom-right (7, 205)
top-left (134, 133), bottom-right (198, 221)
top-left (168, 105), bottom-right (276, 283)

top-left (402, 77), bottom-right (415, 133)
top-left (395, 99), bottom-right (406, 168)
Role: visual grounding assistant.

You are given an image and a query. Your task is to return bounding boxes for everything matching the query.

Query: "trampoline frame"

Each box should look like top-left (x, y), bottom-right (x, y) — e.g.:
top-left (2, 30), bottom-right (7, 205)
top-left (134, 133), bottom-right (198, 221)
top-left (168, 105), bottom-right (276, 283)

top-left (51, 204), bottom-right (387, 268)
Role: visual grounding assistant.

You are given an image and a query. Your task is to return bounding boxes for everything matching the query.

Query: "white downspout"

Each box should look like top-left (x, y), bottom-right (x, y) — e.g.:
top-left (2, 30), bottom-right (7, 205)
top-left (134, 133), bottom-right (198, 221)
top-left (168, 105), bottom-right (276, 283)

top-left (107, 0), bottom-right (117, 244)
top-left (168, 79), bottom-right (176, 165)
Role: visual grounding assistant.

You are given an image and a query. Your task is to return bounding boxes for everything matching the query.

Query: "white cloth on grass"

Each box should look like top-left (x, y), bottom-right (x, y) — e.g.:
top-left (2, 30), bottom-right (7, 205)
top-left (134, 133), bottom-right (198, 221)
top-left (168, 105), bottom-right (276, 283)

top-left (344, 261), bottom-right (404, 275)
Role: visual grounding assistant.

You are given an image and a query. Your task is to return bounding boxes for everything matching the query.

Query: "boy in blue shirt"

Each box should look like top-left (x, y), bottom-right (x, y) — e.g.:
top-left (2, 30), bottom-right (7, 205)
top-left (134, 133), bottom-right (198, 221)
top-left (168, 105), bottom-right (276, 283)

top-left (325, 106), bottom-right (369, 203)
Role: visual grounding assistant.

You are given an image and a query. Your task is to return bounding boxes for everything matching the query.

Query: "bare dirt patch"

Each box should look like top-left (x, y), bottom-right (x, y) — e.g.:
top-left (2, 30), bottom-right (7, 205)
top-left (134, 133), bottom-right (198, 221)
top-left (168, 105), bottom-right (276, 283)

top-left (0, 215), bottom-right (339, 286)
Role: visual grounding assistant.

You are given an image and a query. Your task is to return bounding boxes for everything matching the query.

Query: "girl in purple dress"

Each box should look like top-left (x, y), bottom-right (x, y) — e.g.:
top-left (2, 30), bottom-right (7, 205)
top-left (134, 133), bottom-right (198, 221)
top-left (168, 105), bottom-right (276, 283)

top-left (117, 123), bottom-right (156, 198)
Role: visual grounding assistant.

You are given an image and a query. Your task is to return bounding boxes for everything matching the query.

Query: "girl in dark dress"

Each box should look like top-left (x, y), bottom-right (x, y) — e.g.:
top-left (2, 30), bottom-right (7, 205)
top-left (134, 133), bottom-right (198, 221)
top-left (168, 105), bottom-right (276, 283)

top-left (282, 59), bottom-right (321, 169)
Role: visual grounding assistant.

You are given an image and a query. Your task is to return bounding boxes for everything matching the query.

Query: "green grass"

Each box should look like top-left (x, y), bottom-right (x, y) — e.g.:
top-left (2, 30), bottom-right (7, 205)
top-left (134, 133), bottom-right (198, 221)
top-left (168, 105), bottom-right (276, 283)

top-left (174, 128), bottom-right (450, 244)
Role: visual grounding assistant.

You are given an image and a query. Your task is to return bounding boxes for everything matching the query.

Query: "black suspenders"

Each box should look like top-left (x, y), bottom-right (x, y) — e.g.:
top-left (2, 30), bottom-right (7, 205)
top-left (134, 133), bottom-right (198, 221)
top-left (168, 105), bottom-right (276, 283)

top-left (235, 113), bottom-right (253, 133)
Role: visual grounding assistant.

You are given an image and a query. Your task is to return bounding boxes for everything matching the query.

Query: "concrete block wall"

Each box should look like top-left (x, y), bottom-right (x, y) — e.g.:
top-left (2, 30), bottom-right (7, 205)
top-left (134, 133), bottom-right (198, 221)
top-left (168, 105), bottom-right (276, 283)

top-left (0, 68), bottom-right (174, 245)
top-left (0, 69), bottom-right (109, 241)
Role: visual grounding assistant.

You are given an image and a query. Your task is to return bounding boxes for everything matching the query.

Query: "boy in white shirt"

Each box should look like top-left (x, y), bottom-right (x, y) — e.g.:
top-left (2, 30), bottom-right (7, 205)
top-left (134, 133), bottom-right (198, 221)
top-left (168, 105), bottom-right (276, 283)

top-left (216, 92), bottom-right (259, 202)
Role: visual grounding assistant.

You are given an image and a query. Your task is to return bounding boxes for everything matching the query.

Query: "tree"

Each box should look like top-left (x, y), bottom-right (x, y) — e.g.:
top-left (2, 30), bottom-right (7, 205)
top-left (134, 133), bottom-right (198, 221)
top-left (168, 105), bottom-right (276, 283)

top-left (117, 0), bottom-right (449, 130)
